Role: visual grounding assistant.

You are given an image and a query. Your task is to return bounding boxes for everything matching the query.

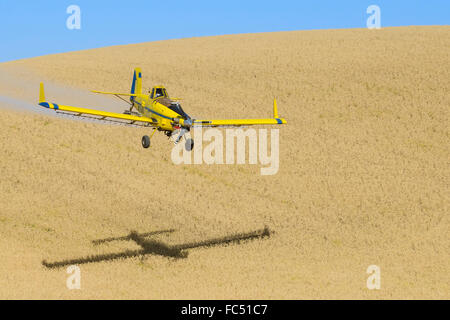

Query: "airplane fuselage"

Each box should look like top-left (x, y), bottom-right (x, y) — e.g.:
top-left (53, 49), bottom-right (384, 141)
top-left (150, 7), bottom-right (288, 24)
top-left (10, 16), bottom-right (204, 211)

top-left (132, 95), bottom-right (186, 132)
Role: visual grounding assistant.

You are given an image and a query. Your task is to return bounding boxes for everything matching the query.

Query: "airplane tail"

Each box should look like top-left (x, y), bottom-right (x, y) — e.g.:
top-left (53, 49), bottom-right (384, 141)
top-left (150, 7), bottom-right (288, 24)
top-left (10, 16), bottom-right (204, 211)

top-left (130, 68), bottom-right (142, 101)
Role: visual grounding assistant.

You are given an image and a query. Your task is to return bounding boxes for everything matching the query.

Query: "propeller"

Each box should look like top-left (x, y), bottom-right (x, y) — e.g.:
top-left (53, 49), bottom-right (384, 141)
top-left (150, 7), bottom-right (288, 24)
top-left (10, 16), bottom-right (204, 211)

top-left (174, 128), bottom-right (189, 144)
top-left (172, 118), bottom-right (193, 144)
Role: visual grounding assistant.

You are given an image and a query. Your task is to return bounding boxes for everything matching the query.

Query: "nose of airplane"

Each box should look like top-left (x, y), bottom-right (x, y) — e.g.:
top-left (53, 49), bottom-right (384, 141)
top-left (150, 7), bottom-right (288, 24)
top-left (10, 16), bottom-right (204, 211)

top-left (183, 118), bottom-right (193, 128)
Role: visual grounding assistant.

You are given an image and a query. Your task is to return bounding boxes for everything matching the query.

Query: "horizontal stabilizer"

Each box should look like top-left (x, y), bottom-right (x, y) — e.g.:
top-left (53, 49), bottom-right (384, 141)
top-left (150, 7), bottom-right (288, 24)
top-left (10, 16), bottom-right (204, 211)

top-left (92, 90), bottom-right (139, 97)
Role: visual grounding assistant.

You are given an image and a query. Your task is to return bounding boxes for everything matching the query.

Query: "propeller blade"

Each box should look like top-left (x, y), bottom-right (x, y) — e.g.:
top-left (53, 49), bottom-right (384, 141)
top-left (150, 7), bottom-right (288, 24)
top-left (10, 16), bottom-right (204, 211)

top-left (174, 128), bottom-right (188, 144)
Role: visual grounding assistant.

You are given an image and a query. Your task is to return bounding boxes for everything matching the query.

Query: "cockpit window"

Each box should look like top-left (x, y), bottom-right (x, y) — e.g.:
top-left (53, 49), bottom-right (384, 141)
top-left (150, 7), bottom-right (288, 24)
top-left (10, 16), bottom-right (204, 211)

top-left (150, 87), bottom-right (169, 99)
top-left (154, 88), bottom-right (164, 98)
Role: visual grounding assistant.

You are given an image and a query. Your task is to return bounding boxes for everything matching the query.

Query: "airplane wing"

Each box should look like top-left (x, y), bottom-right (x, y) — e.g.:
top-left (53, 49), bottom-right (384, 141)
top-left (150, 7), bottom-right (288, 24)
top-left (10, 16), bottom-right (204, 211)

top-left (192, 99), bottom-right (287, 127)
top-left (38, 83), bottom-right (158, 127)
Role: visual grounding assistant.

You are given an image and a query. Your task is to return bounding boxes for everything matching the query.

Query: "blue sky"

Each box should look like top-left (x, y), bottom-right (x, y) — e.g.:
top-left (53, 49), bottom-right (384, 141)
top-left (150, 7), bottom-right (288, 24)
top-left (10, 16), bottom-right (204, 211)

top-left (0, 0), bottom-right (448, 62)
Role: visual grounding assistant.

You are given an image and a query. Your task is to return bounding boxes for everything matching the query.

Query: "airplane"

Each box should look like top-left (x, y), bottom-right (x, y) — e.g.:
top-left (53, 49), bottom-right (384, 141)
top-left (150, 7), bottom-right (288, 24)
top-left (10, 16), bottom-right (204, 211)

top-left (38, 68), bottom-right (287, 151)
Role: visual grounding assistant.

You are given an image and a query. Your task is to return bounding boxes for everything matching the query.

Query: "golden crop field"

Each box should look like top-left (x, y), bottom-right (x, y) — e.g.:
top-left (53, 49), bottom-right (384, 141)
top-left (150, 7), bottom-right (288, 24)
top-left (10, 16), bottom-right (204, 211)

top-left (0, 26), bottom-right (448, 299)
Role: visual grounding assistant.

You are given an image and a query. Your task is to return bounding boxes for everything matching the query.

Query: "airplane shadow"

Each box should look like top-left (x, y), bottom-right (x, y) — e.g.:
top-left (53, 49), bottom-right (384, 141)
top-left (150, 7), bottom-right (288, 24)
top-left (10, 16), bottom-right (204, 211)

top-left (42, 227), bottom-right (271, 269)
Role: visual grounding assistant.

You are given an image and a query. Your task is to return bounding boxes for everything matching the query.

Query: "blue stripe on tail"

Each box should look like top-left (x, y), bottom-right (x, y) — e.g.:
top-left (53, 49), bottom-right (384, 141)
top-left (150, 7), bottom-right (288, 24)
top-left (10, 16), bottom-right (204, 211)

top-left (130, 70), bottom-right (137, 102)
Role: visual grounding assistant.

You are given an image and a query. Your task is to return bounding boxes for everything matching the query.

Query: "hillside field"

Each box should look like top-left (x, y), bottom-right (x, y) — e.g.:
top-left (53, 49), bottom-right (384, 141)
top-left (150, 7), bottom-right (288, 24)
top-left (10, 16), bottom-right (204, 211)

top-left (0, 26), bottom-right (448, 299)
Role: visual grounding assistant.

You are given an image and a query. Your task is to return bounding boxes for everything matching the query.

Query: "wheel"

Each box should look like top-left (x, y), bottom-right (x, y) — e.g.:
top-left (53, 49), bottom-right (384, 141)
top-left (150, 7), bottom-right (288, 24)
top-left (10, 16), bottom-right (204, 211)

top-left (185, 138), bottom-right (194, 152)
top-left (141, 135), bottom-right (151, 149)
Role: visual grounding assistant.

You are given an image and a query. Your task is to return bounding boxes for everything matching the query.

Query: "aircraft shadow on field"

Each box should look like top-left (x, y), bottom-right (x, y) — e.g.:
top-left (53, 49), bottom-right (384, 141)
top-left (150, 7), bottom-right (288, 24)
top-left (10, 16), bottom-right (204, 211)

top-left (42, 227), bottom-right (271, 269)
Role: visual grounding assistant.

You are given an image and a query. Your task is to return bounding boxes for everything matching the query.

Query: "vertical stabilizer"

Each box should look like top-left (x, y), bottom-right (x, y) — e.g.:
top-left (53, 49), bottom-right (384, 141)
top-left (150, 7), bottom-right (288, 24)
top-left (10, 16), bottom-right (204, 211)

top-left (130, 68), bottom-right (142, 101)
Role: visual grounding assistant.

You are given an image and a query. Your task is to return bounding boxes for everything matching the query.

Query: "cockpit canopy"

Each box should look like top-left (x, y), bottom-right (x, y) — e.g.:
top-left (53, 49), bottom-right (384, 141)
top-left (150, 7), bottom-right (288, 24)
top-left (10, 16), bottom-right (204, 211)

top-left (150, 86), bottom-right (168, 99)
top-left (149, 86), bottom-right (190, 120)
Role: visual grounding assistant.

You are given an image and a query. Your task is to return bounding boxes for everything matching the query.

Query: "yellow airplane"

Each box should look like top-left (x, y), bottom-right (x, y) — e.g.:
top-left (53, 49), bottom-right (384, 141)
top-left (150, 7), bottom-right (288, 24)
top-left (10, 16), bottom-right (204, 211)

top-left (38, 68), bottom-right (286, 151)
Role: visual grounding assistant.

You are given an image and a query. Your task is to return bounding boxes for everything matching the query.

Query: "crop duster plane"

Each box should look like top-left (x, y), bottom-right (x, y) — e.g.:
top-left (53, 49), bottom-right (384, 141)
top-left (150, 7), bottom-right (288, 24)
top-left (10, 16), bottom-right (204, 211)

top-left (38, 68), bottom-right (286, 151)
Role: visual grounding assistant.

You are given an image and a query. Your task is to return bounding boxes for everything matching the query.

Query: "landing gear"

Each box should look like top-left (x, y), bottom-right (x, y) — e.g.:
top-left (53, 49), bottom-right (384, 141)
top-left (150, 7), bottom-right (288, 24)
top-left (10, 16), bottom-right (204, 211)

top-left (141, 130), bottom-right (193, 151)
top-left (142, 128), bottom-right (157, 149)
top-left (141, 135), bottom-right (151, 149)
top-left (185, 138), bottom-right (194, 151)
